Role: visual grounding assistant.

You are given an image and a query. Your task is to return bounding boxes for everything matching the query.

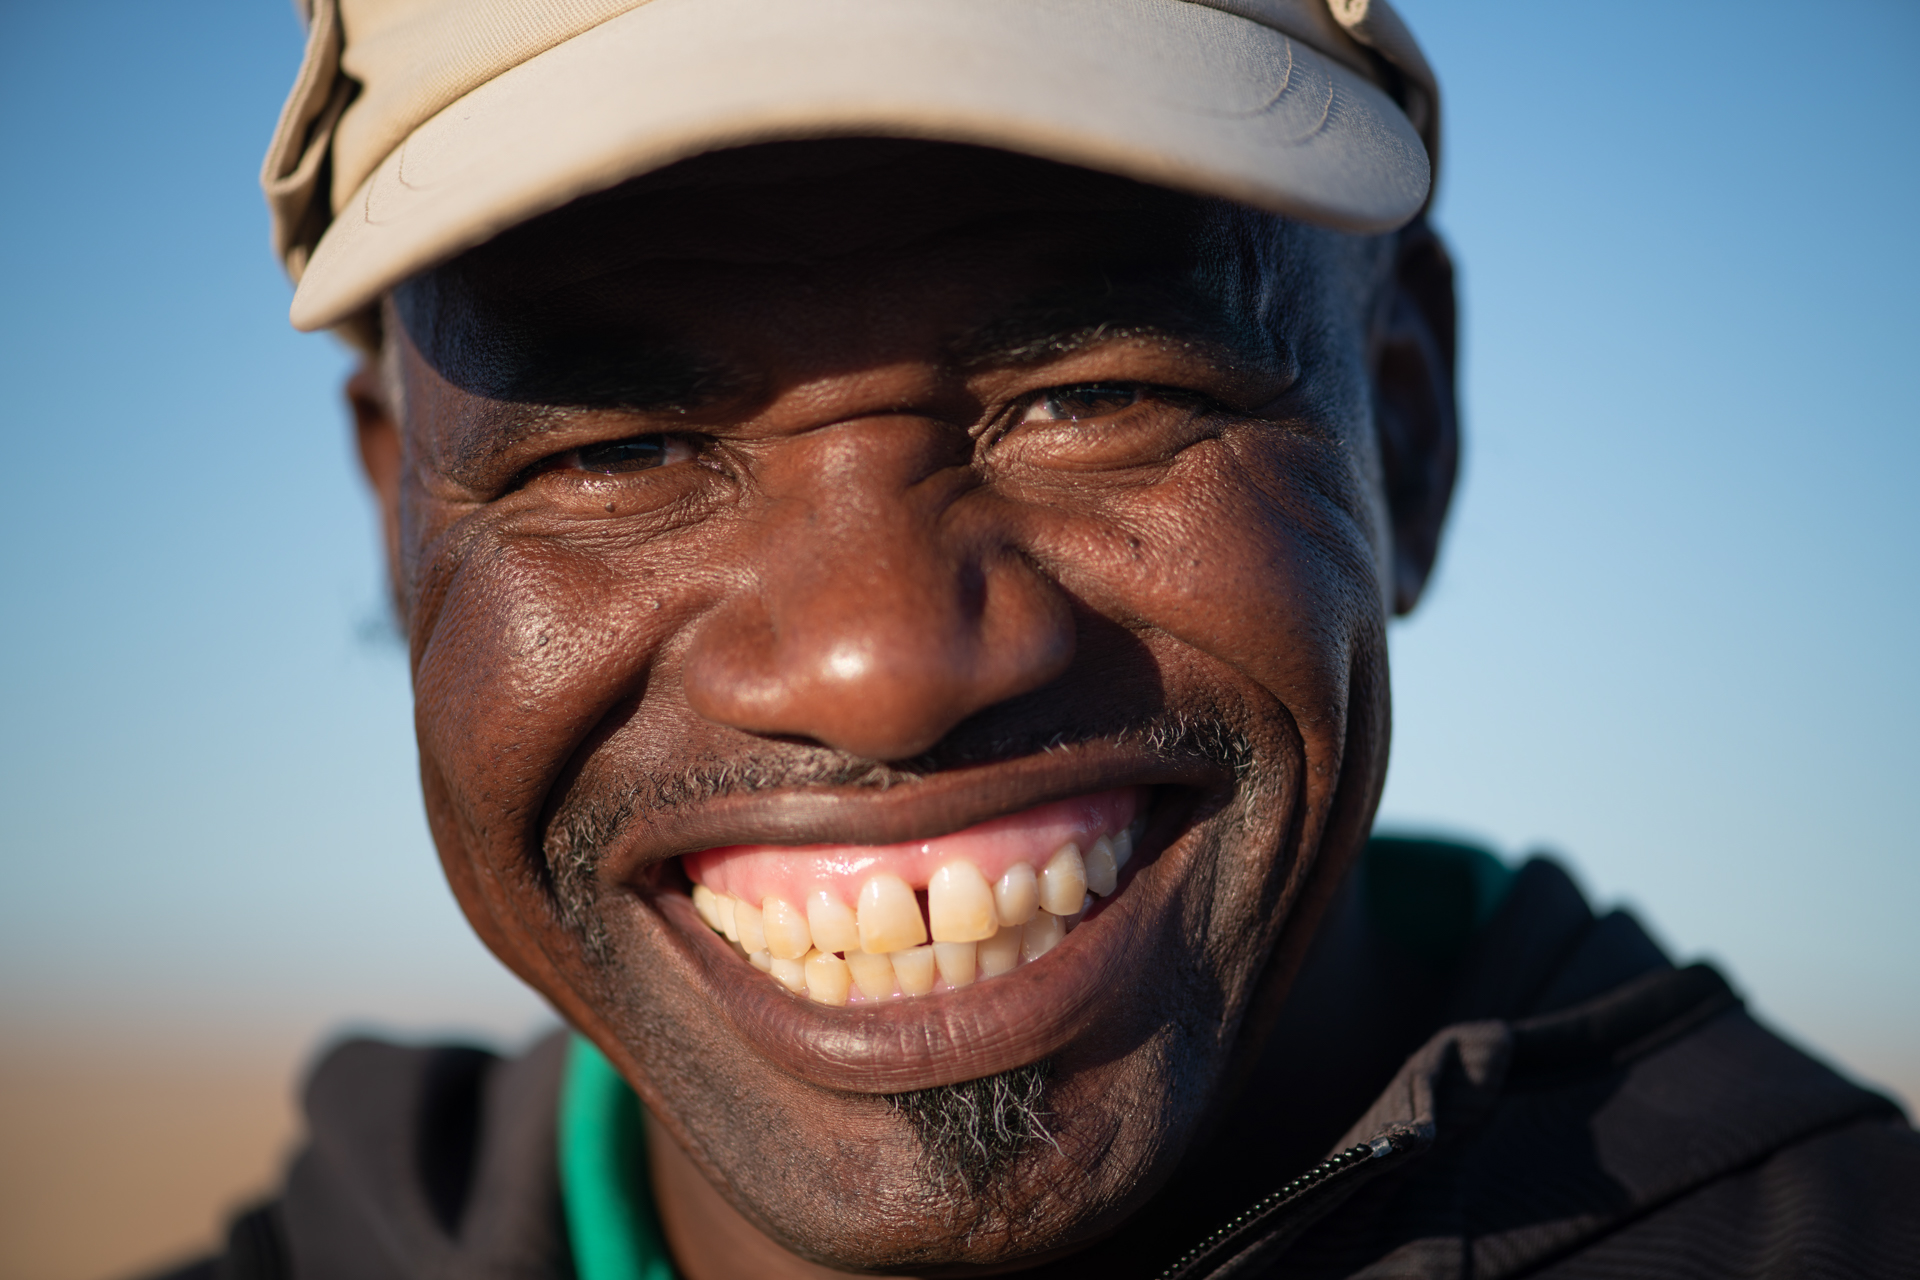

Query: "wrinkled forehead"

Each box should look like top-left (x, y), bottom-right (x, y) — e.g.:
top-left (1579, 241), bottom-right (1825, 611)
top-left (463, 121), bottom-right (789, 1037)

top-left (390, 141), bottom-right (1335, 406)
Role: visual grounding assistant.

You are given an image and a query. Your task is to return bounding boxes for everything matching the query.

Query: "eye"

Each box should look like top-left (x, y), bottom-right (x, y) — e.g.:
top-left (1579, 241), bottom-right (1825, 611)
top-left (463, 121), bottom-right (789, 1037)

top-left (565, 434), bottom-right (696, 473)
top-left (1018, 383), bottom-right (1146, 424)
top-left (989, 378), bottom-right (1220, 474)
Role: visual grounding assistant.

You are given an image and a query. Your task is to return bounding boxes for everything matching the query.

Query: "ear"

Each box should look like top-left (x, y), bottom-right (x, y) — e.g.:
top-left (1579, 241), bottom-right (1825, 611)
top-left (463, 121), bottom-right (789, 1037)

top-left (1370, 220), bottom-right (1460, 615)
top-left (346, 356), bottom-right (406, 617)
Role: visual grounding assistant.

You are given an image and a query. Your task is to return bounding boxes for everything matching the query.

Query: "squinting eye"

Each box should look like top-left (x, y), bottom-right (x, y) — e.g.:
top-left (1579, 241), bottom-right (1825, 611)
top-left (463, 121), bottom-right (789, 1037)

top-left (1020, 383), bottom-right (1145, 424)
top-left (569, 434), bottom-right (693, 473)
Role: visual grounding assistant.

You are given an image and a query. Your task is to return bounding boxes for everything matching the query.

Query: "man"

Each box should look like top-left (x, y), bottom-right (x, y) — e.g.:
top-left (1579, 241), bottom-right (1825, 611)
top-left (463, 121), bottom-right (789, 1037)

top-left (167, 1), bottom-right (1916, 1276)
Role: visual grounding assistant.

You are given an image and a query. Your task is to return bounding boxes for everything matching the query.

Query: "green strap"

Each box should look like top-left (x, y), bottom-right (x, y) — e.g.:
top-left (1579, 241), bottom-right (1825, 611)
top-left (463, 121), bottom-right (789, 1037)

top-left (1361, 834), bottom-right (1515, 966)
top-left (558, 1035), bottom-right (678, 1280)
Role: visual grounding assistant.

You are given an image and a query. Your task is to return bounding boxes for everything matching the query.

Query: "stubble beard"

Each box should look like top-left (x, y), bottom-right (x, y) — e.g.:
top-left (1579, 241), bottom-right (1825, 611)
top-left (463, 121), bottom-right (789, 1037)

top-left (884, 1057), bottom-right (1059, 1204)
top-left (541, 710), bottom-right (1267, 1210)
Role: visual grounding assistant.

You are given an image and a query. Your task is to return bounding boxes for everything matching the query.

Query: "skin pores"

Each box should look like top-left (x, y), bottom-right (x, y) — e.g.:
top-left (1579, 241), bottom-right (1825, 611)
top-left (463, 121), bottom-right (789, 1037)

top-left (350, 145), bottom-right (1452, 1277)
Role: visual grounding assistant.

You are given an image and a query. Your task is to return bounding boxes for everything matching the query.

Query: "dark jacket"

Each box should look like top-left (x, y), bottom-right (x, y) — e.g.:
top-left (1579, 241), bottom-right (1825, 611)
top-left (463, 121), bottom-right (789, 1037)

top-left (159, 855), bottom-right (1920, 1279)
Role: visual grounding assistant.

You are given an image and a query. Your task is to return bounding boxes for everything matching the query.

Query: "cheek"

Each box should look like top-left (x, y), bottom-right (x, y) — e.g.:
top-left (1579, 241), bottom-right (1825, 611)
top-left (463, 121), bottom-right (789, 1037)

top-left (1016, 430), bottom-right (1382, 969)
top-left (1037, 431), bottom-right (1383, 729)
top-left (407, 522), bottom-right (691, 863)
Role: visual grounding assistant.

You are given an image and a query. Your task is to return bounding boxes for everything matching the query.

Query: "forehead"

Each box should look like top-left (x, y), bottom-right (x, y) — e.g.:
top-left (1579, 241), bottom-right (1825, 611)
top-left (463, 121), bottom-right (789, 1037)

top-left (392, 142), bottom-right (1326, 406)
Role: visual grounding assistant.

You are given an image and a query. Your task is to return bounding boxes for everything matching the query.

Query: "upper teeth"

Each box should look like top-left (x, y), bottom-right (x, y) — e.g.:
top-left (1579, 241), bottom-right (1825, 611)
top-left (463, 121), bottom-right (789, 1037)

top-left (689, 822), bottom-right (1143, 1005)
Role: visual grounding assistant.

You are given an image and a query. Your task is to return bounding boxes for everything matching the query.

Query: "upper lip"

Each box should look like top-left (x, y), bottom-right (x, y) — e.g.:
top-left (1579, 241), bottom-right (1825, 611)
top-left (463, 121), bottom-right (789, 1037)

top-left (600, 737), bottom-right (1231, 884)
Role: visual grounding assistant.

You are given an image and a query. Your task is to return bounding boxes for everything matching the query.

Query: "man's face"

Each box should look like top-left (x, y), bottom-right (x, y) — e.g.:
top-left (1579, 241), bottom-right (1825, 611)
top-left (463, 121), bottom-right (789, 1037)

top-left (356, 143), bottom-right (1449, 1272)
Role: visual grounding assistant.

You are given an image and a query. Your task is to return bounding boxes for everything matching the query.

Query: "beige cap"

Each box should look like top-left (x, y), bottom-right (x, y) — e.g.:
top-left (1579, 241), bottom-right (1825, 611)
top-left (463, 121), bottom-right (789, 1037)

top-left (264, 0), bottom-right (1441, 334)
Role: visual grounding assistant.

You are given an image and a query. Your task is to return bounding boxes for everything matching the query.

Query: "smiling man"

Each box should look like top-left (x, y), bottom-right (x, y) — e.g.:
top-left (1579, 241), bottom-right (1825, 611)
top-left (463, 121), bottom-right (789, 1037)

top-left (164, 2), bottom-right (1920, 1278)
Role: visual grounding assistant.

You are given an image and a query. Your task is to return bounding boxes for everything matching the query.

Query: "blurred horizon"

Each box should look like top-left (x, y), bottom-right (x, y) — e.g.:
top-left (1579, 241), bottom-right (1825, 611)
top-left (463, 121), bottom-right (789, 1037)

top-left (3, 1), bottom-right (1917, 1274)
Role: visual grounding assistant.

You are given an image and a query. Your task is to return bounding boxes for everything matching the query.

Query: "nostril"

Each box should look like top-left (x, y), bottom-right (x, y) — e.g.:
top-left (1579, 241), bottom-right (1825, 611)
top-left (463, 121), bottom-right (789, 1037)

top-left (756, 731), bottom-right (837, 752)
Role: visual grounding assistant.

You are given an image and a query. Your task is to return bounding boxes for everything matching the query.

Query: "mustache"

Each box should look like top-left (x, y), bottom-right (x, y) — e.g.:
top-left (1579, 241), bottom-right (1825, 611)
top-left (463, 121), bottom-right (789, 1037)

top-left (541, 710), bottom-right (1255, 948)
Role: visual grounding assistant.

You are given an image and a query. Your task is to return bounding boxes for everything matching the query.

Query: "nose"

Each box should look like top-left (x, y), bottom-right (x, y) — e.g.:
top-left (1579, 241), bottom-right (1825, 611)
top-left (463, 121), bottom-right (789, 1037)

top-left (682, 417), bottom-right (1074, 761)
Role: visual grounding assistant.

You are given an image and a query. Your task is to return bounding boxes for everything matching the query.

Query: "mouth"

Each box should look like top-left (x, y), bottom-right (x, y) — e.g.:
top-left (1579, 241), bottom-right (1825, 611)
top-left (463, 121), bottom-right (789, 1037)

top-left (684, 789), bottom-right (1147, 1004)
top-left (614, 745), bottom-right (1233, 1092)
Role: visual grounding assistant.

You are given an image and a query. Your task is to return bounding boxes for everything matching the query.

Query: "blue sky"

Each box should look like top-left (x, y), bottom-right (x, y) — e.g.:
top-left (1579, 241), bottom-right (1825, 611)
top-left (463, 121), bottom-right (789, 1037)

top-left (2, 2), bottom-right (1915, 1101)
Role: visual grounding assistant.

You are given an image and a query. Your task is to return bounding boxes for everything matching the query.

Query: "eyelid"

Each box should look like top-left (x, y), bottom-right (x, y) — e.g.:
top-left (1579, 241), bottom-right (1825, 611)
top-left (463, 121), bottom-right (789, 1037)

top-left (574, 433), bottom-right (698, 472)
top-left (503, 428), bottom-right (701, 491)
top-left (1026, 383), bottom-right (1139, 418)
top-left (1007, 381), bottom-right (1203, 427)
top-left (975, 383), bottom-right (1198, 465)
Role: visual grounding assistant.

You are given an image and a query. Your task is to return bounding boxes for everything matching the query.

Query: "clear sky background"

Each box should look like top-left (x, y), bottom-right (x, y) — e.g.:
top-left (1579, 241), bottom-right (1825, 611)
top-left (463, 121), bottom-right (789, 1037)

top-left (2, 1), bottom-right (1915, 1108)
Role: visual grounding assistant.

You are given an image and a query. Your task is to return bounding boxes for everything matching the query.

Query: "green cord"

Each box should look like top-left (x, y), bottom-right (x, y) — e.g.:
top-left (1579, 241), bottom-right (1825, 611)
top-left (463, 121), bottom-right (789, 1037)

top-left (559, 1035), bottom-right (678, 1280)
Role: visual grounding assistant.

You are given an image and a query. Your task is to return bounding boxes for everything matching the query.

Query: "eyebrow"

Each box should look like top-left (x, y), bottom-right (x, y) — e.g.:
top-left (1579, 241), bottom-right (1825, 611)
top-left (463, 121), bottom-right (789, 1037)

top-left (943, 278), bottom-right (1278, 375)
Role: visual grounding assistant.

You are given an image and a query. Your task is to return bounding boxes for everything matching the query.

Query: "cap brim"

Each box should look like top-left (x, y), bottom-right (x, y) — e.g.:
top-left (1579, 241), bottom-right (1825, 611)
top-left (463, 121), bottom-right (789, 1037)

top-left (291, 0), bottom-right (1430, 331)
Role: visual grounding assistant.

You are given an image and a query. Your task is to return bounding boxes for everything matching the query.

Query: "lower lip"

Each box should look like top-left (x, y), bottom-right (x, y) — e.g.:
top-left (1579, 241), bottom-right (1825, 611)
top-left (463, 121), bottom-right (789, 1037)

top-left (656, 788), bottom-right (1183, 1093)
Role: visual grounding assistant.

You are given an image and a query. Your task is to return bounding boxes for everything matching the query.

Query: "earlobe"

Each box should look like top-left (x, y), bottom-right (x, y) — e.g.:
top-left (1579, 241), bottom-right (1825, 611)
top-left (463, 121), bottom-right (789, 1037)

top-left (1370, 221), bottom-right (1460, 616)
top-left (346, 357), bottom-right (406, 619)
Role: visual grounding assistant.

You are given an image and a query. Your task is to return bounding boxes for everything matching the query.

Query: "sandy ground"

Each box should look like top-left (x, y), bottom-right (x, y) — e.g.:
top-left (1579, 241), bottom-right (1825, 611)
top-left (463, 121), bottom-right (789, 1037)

top-left (0, 1034), bottom-right (303, 1280)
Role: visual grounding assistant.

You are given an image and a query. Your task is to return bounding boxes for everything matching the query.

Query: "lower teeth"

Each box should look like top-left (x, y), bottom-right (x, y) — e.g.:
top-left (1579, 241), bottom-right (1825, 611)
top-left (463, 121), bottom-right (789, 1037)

top-left (724, 914), bottom-right (1074, 1005)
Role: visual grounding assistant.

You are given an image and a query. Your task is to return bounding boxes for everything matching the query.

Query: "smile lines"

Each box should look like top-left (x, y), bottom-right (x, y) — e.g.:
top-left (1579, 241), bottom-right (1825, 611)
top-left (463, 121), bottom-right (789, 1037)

top-left (690, 821), bottom-right (1142, 1004)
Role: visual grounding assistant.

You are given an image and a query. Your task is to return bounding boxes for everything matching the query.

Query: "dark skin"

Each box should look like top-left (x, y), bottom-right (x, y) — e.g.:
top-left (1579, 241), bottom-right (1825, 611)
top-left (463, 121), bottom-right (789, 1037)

top-left (349, 143), bottom-right (1457, 1278)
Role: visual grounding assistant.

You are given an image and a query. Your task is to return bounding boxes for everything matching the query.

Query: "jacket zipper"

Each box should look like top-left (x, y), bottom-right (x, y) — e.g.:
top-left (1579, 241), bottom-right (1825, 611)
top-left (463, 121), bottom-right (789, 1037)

top-left (1155, 1134), bottom-right (1405, 1280)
